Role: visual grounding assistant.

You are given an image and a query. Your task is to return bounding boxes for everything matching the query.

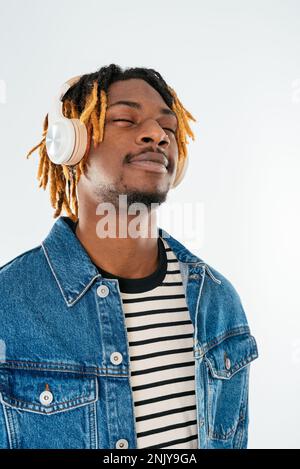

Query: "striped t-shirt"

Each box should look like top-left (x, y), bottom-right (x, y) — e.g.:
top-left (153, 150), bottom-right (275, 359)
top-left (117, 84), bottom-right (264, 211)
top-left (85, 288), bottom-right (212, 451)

top-left (95, 236), bottom-right (199, 449)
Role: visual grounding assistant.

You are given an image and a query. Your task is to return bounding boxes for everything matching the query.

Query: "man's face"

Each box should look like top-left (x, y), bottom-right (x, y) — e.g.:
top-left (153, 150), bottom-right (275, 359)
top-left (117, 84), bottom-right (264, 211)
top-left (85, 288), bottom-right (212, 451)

top-left (79, 78), bottom-right (179, 208)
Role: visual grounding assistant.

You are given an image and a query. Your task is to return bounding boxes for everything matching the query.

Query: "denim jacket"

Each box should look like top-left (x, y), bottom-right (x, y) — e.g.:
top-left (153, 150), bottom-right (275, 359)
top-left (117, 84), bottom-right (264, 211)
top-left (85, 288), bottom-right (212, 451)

top-left (0, 216), bottom-right (259, 449)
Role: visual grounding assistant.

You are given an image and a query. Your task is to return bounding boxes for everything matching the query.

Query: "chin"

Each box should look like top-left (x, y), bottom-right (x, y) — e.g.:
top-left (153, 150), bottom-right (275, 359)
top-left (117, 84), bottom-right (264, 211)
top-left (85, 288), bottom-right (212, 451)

top-left (124, 190), bottom-right (168, 207)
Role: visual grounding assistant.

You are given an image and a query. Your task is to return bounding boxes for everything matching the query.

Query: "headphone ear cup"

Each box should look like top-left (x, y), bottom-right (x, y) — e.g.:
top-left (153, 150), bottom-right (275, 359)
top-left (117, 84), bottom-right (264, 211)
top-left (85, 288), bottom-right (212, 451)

top-left (46, 117), bottom-right (88, 166)
top-left (45, 74), bottom-right (89, 166)
top-left (65, 118), bottom-right (88, 166)
top-left (171, 155), bottom-right (189, 188)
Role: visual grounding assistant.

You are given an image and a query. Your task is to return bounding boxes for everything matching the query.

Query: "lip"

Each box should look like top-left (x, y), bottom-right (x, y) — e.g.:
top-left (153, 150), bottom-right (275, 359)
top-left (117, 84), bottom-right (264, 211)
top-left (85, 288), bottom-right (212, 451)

top-left (129, 151), bottom-right (169, 168)
top-left (127, 159), bottom-right (168, 174)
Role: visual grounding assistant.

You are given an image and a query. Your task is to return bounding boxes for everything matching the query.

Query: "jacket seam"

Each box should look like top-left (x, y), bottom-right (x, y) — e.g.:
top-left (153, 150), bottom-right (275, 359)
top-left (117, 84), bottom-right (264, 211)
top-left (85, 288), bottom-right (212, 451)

top-left (1, 390), bottom-right (96, 409)
top-left (0, 396), bottom-right (14, 449)
top-left (41, 243), bottom-right (70, 304)
top-left (0, 366), bottom-right (129, 378)
top-left (195, 326), bottom-right (251, 356)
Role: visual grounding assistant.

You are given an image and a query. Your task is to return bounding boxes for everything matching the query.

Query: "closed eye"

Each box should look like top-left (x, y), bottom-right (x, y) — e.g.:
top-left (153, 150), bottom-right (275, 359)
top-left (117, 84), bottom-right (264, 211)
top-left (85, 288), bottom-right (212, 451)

top-left (112, 119), bottom-right (176, 135)
top-left (113, 119), bottom-right (134, 123)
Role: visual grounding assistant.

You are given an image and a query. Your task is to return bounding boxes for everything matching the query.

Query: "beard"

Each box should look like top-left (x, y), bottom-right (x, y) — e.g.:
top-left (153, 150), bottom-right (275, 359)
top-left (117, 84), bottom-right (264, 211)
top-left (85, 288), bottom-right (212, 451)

top-left (93, 181), bottom-right (169, 210)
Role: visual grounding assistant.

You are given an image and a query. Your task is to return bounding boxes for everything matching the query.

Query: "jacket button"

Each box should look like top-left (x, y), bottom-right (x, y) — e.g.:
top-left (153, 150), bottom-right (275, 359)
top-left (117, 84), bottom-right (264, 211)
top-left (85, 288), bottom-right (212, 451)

top-left (39, 390), bottom-right (53, 405)
top-left (225, 356), bottom-right (231, 370)
top-left (110, 352), bottom-right (123, 365)
top-left (97, 285), bottom-right (109, 298)
top-left (116, 439), bottom-right (128, 449)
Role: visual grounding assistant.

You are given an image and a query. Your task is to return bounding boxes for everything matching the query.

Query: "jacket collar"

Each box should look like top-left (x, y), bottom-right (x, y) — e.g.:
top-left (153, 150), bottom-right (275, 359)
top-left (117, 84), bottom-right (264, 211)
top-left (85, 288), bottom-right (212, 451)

top-left (42, 216), bottom-right (208, 307)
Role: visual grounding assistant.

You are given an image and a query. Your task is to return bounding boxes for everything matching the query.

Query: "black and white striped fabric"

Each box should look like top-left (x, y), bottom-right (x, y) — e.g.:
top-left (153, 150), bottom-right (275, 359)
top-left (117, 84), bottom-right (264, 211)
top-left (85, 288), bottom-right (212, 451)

top-left (96, 236), bottom-right (198, 449)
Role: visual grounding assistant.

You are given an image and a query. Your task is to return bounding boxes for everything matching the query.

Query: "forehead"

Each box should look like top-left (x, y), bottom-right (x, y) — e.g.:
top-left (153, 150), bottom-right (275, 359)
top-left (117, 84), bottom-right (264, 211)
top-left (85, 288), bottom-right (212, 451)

top-left (106, 78), bottom-right (176, 119)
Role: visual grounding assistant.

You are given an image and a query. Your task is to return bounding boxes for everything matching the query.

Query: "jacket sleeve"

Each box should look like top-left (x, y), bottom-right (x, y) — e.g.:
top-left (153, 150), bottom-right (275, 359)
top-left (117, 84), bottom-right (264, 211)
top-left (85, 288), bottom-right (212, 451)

top-left (232, 364), bottom-right (250, 449)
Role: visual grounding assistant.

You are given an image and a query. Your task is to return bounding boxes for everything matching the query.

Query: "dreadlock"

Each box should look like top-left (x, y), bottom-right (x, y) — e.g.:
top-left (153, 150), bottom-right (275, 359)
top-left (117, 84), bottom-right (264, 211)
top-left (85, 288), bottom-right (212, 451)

top-left (26, 64), bottom-right (196, 222)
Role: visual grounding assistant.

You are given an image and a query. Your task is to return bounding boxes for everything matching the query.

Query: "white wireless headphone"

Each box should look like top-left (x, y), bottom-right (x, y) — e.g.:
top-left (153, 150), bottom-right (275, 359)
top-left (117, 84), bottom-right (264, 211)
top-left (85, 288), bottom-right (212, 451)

top-left (45, 75), bottom-right (188, 188)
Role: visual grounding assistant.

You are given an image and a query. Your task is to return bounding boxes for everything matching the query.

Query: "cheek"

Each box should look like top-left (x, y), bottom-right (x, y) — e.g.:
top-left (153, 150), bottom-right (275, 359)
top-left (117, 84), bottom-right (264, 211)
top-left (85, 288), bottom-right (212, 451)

top-left (84, 140), bottom-right (123, 182)
top-left (91, 125), bottom-right (127, 161)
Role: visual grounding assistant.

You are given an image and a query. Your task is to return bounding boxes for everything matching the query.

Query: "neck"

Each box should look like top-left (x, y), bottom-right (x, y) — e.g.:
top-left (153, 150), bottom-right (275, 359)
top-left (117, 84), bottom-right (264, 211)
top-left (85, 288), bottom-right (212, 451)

top-left (75, 204), bottom-right (160, 279)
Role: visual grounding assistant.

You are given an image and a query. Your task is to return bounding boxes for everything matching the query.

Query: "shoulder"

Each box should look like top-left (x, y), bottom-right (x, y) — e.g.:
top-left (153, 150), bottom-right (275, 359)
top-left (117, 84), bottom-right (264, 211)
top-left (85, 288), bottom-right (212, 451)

top-left (199, 260), bottom-right (251, 335)
top-left (0, 245), bottom-right (44, 288)
top-left (204, 262), bottom-right (243, 302)
top-left (0, 245), bottom-right (53, 325)
top-left (196, 260), bottom-right (259, 369)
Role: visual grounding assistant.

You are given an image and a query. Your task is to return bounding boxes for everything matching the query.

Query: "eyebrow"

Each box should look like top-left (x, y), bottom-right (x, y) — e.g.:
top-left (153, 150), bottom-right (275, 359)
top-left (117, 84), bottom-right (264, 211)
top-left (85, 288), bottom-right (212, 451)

top-left (107, 100), bottom-right (177, 119)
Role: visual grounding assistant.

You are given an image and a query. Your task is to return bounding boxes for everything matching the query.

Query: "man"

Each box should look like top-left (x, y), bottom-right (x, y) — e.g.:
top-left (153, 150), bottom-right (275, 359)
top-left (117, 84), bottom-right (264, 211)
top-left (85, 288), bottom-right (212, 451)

top-left (0, 64), bottom-right (259, 449)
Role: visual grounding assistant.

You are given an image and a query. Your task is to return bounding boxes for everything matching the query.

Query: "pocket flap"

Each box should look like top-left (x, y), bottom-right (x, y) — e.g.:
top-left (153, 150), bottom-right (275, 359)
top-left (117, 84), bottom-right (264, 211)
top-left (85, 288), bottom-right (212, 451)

top-left (0, 368), bottom-right (98, 414)
top-left (204, 333), bottom-right (259, 379)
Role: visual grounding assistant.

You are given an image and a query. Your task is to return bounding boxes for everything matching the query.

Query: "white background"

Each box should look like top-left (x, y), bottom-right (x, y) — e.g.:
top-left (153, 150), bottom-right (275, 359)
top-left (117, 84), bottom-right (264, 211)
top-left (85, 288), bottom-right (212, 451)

top-left (1, 0), bottom-right (300, 449)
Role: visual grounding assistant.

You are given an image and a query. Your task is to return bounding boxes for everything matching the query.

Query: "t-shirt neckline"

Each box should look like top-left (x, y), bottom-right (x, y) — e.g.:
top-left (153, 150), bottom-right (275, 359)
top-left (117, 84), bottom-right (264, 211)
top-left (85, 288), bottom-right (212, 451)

top-left (96, 236), bottom-right (167, 293)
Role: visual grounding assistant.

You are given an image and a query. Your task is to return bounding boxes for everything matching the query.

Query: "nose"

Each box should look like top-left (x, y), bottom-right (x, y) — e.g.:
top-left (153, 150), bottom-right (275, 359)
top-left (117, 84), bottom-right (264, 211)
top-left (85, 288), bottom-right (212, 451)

top-left (135, 120), bottom-right (171, 148)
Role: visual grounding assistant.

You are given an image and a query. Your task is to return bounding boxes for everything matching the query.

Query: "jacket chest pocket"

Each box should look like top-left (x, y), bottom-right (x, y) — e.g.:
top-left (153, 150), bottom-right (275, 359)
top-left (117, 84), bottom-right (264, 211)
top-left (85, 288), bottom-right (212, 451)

top-left (202, 333), bottom-right (258, 441)
top-left (0, 367), bottom-right (98, 449)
